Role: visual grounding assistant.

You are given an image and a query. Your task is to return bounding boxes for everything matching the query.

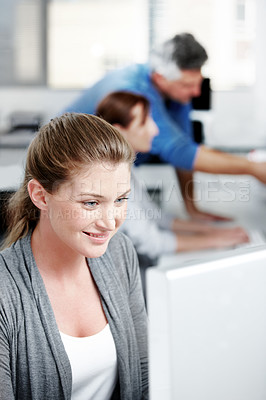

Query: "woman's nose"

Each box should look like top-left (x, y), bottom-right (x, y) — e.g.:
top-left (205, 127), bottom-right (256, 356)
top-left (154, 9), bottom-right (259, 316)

top-left (95, 207), bottom-right (116, 230)
top-left (149, 117), bottom-right (159, 138)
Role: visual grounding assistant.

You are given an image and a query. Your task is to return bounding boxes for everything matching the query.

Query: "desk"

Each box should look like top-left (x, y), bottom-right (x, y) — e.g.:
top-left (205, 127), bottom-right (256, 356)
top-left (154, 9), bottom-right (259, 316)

top-left (0, 147), bottom-right (27, 166)
top-left (0, 149), bottom-right (26, 238)
top-left (0, 148), bottom-right (27, 190)
top-left (1, 160), bottom-right (266, 258)
top-left (135, 165), bottom-right (266, 266)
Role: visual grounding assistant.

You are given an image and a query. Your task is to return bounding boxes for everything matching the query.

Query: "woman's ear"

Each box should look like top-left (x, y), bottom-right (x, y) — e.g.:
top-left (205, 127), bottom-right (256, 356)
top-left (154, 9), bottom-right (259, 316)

top-left (27, 179), bottom-right (48, 211)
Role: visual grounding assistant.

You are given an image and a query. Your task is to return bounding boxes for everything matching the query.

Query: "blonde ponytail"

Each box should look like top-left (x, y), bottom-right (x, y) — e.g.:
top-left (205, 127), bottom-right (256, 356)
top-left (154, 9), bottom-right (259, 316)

top-left (1, 177), bottom-right (39, 249)
top-left (1, 113), bottom-right (134, 250)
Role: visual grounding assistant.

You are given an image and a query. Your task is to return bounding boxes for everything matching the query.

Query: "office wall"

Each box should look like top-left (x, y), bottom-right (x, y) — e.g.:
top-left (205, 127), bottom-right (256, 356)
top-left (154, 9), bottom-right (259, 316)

top-left (0, 87), bottom-right (264, 150)
top-left (208, 89), bottom-right (264, 149)
top-left (1, 1), bottom-right (266, 150)
top-left (0, 0), bottom-right (266, 150)
top-left (0, 88), bottom-right (78, 130)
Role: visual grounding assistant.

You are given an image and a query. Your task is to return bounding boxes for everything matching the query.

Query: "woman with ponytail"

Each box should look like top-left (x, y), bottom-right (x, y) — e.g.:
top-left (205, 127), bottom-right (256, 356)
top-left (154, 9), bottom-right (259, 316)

top-left (0, 113), bottom-right (148, 400)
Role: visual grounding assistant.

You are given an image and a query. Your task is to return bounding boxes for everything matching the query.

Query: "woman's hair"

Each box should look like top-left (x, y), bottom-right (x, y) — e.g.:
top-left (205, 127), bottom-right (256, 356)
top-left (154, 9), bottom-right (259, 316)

top-left (2, 112), bottom-right (135, 249)
top-left (96, 91), bottom-right (150, 128)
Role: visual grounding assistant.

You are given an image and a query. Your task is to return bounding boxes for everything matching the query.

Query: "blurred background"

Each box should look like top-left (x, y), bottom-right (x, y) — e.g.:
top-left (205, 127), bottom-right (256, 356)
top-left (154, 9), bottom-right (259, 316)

top-left (0, 0), bottom-right (266, 149)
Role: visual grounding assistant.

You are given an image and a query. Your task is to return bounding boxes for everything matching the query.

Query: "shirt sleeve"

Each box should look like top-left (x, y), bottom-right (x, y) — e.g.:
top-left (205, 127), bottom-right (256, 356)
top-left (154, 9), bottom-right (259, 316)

top-left (62, 66), bottom-right (139, 115)
top-left (120, 173), bottom-right (177, 259)
top-left (125, 236), bottom-right (149, 399)
top-left (0, 284), bottom-right (15, 400)
top-left (149, 97), bottom-right (199, 170)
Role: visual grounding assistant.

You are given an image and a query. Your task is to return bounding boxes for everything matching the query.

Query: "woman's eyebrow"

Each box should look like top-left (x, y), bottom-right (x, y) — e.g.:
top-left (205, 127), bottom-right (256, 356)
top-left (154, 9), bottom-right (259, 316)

top-left (79, 192), bottom-right (105, 198)
top-left (78, 188), bottom-right (131, 198)
top-left (117, 189), bottom-right (131, 197)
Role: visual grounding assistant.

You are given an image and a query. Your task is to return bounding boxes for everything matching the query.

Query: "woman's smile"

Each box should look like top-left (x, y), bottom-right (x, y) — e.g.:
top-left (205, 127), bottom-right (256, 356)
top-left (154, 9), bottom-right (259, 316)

top-left (82, 231), bottom-right (110, 244)
top-left (43, 162), bottom-right (131, 259)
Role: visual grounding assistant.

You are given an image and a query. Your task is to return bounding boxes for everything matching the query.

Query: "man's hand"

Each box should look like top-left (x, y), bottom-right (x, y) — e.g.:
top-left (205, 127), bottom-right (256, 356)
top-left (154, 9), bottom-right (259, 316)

top-left (250, 161), bottom-right (266, 184)
top-left (176, 226), bottom-right (249, 252)
top-left (186, 205), bottom-right (232, 222)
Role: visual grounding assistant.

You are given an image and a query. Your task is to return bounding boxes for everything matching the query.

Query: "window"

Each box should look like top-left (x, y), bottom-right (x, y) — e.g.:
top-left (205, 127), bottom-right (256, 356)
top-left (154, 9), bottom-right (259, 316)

top-left (157, 0), bottom-right (256, 90)
top-left (0, 0), bottom-right (257, 90)
top-left (0, 0), bottom-right (148, 88)
top-left (47, 0), bottom-right (149, 88)
top-left (0, 0), bottom-right (46, 86)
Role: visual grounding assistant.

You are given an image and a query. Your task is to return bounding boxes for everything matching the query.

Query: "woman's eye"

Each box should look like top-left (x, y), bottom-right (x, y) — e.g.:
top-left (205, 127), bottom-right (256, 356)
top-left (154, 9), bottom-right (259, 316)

top-left (83, 201), bottom-right (98, 208)
top-left (116, 197), bottom-right (129, 204)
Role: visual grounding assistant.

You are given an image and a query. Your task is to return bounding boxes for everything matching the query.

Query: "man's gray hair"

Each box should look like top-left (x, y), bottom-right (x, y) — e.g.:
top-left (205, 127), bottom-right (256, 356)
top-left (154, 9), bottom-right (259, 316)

top-left (149, 33), bottom-right (208, 80)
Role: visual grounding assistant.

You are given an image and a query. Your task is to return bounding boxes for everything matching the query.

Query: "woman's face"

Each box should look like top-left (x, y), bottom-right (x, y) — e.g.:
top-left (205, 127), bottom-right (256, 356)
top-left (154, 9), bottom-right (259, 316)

top-left (122, 103), bottom-right (158, 153)
top-left (43, 162), bottom-right (131, 259)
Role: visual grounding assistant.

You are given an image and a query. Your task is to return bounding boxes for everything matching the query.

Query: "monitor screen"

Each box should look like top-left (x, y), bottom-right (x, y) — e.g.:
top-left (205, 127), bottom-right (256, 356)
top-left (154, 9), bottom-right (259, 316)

top-left (146, 246), bottom-right (266, 400)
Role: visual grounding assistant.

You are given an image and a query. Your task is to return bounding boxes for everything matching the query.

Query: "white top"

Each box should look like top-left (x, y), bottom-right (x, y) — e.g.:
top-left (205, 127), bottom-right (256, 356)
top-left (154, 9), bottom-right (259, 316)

top-left (120, 169), bottom-right (177, 258)
top-left (60, 324), bottom-right (118, 400)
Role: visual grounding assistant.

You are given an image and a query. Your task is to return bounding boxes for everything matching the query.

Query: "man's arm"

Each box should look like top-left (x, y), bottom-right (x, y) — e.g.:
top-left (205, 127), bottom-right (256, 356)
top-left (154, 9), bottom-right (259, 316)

top-left (194, 145), bottom-right (266, 182)
top-left (177, 146), bottom-right (266, 220)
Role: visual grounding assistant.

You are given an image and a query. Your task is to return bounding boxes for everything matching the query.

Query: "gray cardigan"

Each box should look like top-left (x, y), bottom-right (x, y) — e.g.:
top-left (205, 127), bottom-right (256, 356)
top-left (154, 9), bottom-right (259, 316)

top-left (0, 232), bottom-right (148, 400)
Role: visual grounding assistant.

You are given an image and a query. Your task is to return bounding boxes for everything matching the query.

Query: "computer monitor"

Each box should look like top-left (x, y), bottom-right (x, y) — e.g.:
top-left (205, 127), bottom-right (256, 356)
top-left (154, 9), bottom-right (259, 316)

top-left (192, 77), bottom-right (211, 110)
top-left (146, 246), bottom-right (266, 400)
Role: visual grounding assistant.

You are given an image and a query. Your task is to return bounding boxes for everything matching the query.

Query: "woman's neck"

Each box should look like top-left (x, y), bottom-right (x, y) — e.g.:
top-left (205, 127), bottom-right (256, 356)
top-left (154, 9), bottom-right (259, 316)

top-left (31, 222), bottom-right (86, 281)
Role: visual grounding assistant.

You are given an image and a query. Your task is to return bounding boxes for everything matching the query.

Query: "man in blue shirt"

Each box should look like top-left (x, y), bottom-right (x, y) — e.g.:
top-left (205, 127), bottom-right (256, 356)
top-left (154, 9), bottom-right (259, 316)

top-left (64, 34), bottom-right (200, 171)
top-left (64, 33), bottom-right (266, 220)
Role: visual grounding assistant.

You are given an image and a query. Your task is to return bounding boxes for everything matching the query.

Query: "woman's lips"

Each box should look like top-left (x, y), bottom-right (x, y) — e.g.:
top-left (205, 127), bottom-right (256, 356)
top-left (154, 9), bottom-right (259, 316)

top-left (82, 231), bottom-right (110, 242)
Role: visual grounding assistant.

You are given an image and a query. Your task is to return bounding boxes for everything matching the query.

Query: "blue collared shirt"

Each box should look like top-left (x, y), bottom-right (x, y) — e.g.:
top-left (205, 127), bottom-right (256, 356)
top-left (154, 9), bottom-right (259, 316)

top-left (63, 63), bottom-right (199, 170)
